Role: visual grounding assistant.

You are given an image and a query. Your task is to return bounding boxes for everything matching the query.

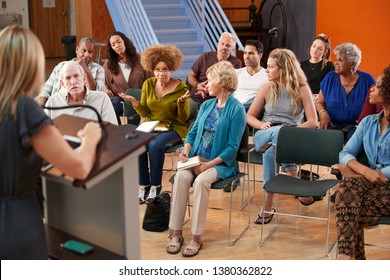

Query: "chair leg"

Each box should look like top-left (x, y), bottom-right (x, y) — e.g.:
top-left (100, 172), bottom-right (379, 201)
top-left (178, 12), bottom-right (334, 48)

top-left (228, 178), bottom-right (250, 246)
top-left (242, 162), bottom-right (257, 209)
top-left (208, 178), bottom-right (250, 246)
top-left (364, 243), bottom-right (390, 249)
top-left (259, 193), bottom-right (279, 247)
top-left (240, 162), bottom-right (252, 210)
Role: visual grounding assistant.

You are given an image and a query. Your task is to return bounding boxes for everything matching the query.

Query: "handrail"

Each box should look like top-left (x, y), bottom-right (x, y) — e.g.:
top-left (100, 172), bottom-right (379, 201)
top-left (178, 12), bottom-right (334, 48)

top-left (182, 0), bottom-right (244, 52)
top-left (105, 0), bottom-right (243, 53)
top-left (105, 0), bottom-right (158, 52)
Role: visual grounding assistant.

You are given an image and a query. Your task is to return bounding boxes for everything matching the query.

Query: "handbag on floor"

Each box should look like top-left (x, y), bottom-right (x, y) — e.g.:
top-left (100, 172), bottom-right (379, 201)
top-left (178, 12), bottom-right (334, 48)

top-left (142, 191), bottom-right (171, 232)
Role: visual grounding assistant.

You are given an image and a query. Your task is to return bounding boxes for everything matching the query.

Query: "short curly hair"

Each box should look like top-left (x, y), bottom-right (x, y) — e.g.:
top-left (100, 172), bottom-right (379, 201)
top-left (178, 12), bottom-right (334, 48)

top-left (206, 61), bottom-right (238, 92)
top-left (379, 65), bottom-right (390, 105)
top-left (140, 44), bottom-right (183, 72)
top-left (334, 43), bottom-right (362, 72)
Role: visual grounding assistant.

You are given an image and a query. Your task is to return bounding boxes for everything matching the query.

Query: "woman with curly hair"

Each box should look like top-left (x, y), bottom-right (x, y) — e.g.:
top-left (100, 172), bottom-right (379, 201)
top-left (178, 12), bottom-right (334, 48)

top-left (119, 44), bottom-right (190, 204)
top-left (246, 48), bottom-right (318, 222)
top-left (103, 31), bottom-right (151, 123)
top-left (332, 65), bottom-right (390, 260)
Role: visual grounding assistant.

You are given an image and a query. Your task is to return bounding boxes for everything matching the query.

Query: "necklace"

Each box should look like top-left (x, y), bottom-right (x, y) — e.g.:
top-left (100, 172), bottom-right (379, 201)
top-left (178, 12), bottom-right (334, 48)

top-left (309, 61), bottom-right (320, 71)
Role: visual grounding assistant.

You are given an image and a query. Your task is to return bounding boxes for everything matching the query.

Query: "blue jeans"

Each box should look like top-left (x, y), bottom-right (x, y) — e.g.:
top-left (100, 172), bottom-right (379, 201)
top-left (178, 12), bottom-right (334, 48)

top-left (253, 126), bottom-right (296, 186)
top-left (139, 130), bottom-right (181, 186)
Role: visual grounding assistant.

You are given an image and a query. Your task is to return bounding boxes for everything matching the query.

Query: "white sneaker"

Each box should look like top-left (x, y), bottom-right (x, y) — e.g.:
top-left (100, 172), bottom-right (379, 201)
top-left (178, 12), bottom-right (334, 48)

top-left (138, 186), bottom-right (146, 204)
top-left (146, 185), bottom-right (160, 204)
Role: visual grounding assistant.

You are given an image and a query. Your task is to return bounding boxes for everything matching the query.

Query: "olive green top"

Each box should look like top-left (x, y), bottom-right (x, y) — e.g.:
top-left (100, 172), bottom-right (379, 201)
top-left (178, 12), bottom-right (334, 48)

top-left (135, 77), bottom-right (190, 138)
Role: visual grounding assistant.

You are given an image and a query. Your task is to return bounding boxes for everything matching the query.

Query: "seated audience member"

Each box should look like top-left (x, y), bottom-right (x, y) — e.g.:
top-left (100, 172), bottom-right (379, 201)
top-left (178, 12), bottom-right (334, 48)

top-left (315, 43), bottom-right (375, 139)
top-left (118, 44), bottom-right (190, 204)
top-left (332, 65), bottom-right (390, 260)
top-left (45, 61), bottom-right (118, 125)
top-left (246, 48), bottom-right (318, 220)
top-left (357, 90), bottom-right (383, 123)
top-left (232, 39), bottom-right (268, 111)
top-left (0, 25), bottom-right (102, 260)
top-left (187, 32), bottom-right (242, 105)
top-left (344, 88), bottom-right (384, 138)
top-left (103, 31), bottom-right (152, 124)
top-left (37, 37), bottom-right (105, 105)
top-left (300, 33), bottom-right (334, 97)
top-left (166, 61), bottom-right (246, 257)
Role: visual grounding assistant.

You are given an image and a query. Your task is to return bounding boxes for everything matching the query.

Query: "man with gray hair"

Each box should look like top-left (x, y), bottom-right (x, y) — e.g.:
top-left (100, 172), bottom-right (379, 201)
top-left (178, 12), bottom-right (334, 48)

top-left (188, 32), bottom-right (242, 104)
top-left (44, 61), bottom-right (117, 125)
top-left (37, 37), bottom-right (105, 105)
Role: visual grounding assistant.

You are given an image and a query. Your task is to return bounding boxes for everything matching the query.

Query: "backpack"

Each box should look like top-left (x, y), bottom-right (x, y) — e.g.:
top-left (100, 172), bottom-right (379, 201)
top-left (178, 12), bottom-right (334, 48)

top-left (142, 191), bottom-right (171, 232)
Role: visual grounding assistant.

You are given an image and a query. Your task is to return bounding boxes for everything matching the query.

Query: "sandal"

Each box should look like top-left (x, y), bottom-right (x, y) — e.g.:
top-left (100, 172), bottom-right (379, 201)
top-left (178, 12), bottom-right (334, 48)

top-left (166, 235), bottom-right (184, 254)
top-left (182, 238), bottom-right (202, 257)
top-left (254, 208), bottom-right (275, 224)
top-left (298, 196), bottom-right (316, 206)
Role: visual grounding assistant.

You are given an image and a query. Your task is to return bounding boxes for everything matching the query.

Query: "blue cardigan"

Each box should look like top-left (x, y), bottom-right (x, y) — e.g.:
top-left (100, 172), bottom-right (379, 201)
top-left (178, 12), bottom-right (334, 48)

top-left (186, 95), bottom-right (246, 179)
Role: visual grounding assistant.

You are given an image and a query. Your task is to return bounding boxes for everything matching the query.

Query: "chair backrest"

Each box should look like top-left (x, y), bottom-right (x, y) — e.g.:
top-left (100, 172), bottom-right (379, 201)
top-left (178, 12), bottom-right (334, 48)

top-left (236, 126), bottom-right (250, 162)
top-left (124, 88), bottom-right (142, 117)
top-left (276, 127), bottom-right (344, 167)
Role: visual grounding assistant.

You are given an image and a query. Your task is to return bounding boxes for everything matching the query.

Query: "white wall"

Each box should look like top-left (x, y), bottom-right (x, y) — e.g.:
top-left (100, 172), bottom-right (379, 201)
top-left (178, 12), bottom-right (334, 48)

top-left (0, 0), bottom-right (29, 28)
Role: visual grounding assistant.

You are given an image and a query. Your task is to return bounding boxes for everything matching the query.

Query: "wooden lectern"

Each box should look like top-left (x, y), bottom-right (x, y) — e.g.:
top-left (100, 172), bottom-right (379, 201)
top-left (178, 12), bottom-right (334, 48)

top-left (41, 115), bottom-right (154, 260)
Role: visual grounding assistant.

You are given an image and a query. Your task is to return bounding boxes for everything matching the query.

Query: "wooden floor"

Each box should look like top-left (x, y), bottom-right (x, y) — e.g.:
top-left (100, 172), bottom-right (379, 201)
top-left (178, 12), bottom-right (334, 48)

top-left (139, 160), bottom-right (390, 260)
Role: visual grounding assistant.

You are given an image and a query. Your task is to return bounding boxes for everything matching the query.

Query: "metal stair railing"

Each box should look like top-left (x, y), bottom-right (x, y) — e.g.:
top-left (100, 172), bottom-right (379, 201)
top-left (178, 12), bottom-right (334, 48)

top-left (105, 0), bottom-right (243, 53)
top-left (183, 0), bottom-right (244, 52)
top-left (105, 0), bottom-right (159, 51)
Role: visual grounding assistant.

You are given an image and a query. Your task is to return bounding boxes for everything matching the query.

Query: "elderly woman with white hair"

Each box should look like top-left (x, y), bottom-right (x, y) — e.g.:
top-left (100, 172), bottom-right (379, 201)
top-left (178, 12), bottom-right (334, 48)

top-left (315, 42), bottom-right (375, 138)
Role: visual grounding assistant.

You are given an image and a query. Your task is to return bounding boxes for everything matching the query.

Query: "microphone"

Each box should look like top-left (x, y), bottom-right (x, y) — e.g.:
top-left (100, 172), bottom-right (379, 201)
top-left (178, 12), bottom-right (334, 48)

top-left (43, 104), bottom-right (108, 128)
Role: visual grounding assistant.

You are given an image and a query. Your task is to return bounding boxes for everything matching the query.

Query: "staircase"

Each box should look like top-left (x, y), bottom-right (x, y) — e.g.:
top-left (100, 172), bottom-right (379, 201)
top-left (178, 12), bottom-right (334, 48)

top-left (105, 0), bottom-right (243, 82)
top-left (141, 0), bottom-right (203, 81)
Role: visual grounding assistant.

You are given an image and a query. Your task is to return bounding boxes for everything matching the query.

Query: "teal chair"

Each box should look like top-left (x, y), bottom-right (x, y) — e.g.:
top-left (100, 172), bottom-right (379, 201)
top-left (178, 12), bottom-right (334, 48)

top-left (122, 88), bottom-right (142, 126)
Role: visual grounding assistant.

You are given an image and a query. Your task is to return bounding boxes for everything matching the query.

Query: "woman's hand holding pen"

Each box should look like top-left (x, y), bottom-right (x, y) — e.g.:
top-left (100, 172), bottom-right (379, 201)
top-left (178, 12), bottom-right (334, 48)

top-left (178, 151), bottom-right (189, 163)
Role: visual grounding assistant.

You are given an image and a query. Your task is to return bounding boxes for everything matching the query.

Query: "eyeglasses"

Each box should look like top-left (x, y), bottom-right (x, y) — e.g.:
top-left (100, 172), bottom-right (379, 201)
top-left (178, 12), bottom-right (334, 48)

top-left (154, 69), bottom-right (170, 74)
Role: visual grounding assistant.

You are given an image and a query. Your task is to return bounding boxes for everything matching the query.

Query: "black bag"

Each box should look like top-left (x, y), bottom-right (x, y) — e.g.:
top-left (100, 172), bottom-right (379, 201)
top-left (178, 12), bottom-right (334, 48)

top-left (142, 191), bottom-right (171, 232)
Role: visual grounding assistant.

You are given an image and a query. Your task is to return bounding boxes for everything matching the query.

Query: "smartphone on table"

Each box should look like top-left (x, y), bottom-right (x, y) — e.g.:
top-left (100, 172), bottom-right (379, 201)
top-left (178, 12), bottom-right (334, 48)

top-left (60, 240), bottom-right (94, 255)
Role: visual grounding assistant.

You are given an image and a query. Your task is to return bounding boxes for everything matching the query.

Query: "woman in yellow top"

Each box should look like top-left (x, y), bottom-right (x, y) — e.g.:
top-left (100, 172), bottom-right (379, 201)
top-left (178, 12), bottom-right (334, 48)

top-left (119, 44), bottom-right (190, 204)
